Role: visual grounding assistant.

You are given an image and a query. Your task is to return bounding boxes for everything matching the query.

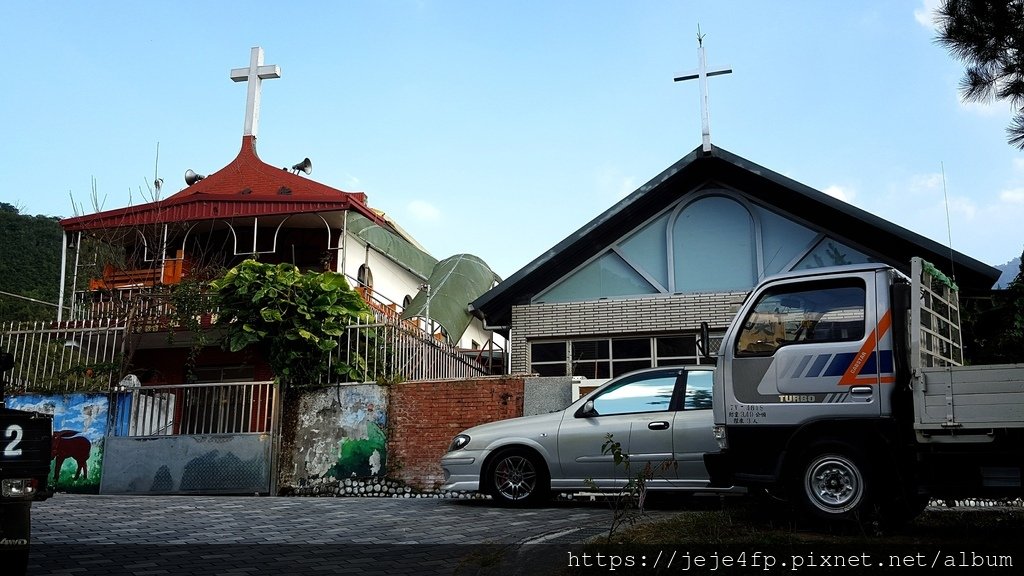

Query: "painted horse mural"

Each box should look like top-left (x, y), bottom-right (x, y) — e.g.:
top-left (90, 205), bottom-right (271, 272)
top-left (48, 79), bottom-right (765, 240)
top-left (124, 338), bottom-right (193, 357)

top-left (52, 430), bottom-right (91, 481)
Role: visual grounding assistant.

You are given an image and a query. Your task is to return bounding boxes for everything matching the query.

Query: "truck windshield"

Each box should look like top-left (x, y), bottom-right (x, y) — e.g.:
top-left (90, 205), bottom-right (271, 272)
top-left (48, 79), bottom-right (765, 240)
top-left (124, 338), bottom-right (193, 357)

top-left (735, 279), bottom-right (866, 356)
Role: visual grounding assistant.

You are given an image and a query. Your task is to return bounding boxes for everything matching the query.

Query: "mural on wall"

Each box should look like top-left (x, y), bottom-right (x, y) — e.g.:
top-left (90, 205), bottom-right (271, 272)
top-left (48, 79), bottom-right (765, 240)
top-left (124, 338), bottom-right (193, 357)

top-left (7, 393), bottom-right (108, 493)
top-left (293, 385), bottom-right (388, 481)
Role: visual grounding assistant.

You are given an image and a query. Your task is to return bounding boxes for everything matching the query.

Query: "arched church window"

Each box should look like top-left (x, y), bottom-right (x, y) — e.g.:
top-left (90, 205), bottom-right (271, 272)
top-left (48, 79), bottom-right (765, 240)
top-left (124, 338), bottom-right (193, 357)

top-left (672, 195), bottom-right (755, 292)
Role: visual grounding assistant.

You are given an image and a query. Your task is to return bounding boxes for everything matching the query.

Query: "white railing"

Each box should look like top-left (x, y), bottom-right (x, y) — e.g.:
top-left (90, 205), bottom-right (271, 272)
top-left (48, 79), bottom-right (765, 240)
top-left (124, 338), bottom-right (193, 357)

top-left (8, 284), bottom-right (494, 390)
top-left (110, 381), bottom-right (275, 437)
top-left (0, 320), bottom-right (125, 393)
top-left (330, 309), bottom-right (490, 384)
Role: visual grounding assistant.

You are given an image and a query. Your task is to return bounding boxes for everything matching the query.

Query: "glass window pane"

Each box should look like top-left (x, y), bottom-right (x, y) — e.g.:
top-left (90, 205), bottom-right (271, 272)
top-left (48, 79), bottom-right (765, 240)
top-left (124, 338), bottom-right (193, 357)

top-left (794, 237), bottom-right (876, 270)
top-left (657, 336), bottom-right (695, 358)
top-left (532, 363), bottom-right (567, 377)
top-left (684, 370), bottom-right (714, 410)
top-left (593, 374), bottom-right (676, 415)
top-left (573, 361), bottom-right (610, 379)
top-left (612, 338), bottom-right (651, 359)
top-left (531, 342), bottom-right (566, 363)
top-left (674, 196), bottom-right (756, 292)
top-left (617, 212), bottom-right (670, 289)
top-left (572, 340), bottom-right (609, 360)
top-left (752, 205), bottom-right (819, 276)
top-left (735, 280), bottom-right (866, 356)
top-left (612, 360), bottom-right (652, 377)
top-left (538, 252), bottom-right (657, 303)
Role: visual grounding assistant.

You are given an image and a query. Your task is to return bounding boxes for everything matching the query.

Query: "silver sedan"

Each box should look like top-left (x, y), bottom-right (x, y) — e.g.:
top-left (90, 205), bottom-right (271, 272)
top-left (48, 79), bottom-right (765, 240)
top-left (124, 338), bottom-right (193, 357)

top-left (440, 366), bottom-right (726, 505)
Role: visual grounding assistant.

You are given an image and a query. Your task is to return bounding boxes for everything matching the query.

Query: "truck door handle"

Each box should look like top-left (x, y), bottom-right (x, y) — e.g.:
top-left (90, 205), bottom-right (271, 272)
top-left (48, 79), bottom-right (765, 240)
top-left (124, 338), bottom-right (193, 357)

top-left (850, 386), bottom-right (873, 395)
top-left (648, 421), bottom-right (670, 430)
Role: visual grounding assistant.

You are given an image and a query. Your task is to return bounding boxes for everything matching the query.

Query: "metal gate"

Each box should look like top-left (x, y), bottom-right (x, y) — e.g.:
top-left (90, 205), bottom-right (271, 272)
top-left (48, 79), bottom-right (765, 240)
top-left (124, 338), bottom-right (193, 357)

top-left (99, 381), bottom-right (278, 495)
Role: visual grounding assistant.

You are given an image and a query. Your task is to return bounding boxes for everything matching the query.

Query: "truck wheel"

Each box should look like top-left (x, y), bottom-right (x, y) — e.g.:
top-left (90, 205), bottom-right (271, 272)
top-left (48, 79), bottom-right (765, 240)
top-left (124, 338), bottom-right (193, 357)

top-left (486, 448), bottom-right (549, 507)
top-left (796, 446), bottom-right (872, 520)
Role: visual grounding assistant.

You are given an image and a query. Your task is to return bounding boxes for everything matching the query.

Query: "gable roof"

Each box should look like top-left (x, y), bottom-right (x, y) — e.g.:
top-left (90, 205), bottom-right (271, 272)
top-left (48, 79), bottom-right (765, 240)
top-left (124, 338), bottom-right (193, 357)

top-left (471, 145), bottom-right (1001, 328)
top-left (60, 135), bottom-right (387, 232)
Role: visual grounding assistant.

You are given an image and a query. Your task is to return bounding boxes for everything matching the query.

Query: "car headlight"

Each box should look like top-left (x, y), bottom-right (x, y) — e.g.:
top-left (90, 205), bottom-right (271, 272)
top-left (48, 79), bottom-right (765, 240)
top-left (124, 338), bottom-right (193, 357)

top-left (448, 434), bottom-right (471, 452)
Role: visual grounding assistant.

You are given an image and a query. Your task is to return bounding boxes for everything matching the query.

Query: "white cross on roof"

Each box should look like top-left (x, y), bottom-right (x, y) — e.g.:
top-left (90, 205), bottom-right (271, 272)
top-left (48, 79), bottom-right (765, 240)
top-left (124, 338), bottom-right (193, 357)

top-left (230, 47), bottom-right (281, 138)
top-left (674, 35), bottom-right (732, 153)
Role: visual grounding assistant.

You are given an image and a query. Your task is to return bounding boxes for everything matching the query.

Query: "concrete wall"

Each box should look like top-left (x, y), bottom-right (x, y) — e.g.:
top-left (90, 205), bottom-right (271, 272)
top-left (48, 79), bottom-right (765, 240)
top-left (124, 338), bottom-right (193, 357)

top-left (523, 376), bottom-right (575, 416)
top-left (509, 291), bottom-right (745, 372)
top-left (279, 384), bottom-right (388, 489)
top-left (277, 377), bottom-right (527, 492)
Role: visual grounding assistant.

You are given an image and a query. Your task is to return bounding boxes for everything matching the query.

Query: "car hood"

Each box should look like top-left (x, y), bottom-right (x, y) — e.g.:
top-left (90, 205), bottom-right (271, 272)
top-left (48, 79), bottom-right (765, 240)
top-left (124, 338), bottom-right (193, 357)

top-left (460, 410), bottom-right (566, 443)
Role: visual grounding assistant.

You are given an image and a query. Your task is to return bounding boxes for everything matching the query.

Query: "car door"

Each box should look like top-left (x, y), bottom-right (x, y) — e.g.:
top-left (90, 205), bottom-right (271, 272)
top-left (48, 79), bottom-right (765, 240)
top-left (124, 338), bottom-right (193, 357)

top-left (672, 368), bottom-right (717, 485)
top-left (556, 369), bottom-right (682, 489)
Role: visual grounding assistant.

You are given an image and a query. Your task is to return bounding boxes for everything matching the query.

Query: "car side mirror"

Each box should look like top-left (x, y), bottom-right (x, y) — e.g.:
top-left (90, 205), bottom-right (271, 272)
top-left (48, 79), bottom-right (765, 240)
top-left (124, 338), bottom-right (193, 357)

top-left (576, 399), bottom-right (597, 418)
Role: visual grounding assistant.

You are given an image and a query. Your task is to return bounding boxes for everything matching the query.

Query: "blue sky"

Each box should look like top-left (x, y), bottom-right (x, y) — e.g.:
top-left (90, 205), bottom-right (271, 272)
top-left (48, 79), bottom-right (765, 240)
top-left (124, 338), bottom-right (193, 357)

top-left (3, 1), bottom-right (1022, 280)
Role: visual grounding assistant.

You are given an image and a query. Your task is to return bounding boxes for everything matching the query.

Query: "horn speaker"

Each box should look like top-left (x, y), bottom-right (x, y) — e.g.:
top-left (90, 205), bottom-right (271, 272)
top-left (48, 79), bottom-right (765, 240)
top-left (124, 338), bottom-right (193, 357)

top-left (184, 169), bottom-right (205, 186)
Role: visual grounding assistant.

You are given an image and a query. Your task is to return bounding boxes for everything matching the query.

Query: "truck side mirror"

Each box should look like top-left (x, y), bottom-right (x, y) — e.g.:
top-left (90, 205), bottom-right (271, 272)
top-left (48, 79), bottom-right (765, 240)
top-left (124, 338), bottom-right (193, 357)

top-left (0, 352), bottom-right (13, 373)
top-left (696, 322), bottom-right (712, 360)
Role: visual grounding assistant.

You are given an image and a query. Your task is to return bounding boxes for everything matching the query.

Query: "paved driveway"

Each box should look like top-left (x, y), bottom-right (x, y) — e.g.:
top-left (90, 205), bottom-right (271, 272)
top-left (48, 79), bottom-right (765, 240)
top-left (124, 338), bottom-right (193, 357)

top-left (29, 494), bottom-right (666, 575)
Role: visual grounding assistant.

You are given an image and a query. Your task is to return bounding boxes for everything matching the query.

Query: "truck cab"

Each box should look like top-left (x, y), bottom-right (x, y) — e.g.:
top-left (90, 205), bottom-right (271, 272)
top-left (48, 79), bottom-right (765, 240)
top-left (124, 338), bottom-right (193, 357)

top-left (705, 262), bottom-right (915, 520)
top-left (706, 258), bottom-right (1024, 524)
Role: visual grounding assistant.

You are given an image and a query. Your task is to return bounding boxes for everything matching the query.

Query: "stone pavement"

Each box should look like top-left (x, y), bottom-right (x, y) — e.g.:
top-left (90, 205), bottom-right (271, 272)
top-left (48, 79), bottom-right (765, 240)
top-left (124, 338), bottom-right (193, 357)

top-left (28, 494), bottom-right (670, 575)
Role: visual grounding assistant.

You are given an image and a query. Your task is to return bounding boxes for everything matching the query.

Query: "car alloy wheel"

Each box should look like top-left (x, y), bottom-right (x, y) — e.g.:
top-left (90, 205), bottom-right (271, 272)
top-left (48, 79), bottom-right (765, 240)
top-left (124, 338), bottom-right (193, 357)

top-left (491, 451), bottom-right (541, 504)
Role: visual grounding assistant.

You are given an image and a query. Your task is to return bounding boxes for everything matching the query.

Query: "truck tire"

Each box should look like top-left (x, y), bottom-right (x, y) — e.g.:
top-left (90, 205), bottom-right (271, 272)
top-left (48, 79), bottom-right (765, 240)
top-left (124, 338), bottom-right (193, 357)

top-left (485, 448), bottom-right (550, 507)
top-left (0, 502), bottom-right (31, 576)
top-left (794, 444), bottom-right (872, 521)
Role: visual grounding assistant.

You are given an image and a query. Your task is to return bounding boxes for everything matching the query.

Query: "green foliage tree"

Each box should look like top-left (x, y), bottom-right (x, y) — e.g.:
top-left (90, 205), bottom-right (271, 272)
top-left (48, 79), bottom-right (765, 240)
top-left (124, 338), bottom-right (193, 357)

top-left (0, 203), bottom-right (64, 322)
top-left (961, 248), bottom-right (1024, 364)
top-left (211, 260), bottom-right (376, 387)
top-left (936, 0), bottom-right (1024, 148)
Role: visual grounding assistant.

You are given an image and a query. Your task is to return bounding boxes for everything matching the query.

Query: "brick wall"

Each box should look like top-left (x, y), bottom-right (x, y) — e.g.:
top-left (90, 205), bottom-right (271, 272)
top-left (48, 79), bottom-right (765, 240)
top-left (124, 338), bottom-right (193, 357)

top-left (509, 291), bottom-right (747, 372)
top-left (387, 375), bottom-right (525, 489)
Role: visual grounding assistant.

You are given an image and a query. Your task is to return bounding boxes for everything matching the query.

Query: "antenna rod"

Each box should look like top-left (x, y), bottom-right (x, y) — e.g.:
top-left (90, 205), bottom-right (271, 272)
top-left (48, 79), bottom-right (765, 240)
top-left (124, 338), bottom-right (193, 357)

top-left (941, 162), bottom-right (957, 282)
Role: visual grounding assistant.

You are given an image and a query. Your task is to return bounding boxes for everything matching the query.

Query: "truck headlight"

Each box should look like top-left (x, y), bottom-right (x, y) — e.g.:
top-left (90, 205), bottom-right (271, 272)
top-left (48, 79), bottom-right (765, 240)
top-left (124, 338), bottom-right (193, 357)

top-left (448, 434), bottom-right (471, 452)
top-left (1, 478), bottom-right (37, 498)
top-left (712, 425), bottom-right (728, 450)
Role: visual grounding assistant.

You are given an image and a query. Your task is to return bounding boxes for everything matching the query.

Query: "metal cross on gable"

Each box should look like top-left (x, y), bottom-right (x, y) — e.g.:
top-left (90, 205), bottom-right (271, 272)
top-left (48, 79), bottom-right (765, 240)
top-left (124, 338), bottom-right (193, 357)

top-left (230, 47), bottom-right (281, 138)
top-left (674, 33), bottom-right (732, 153)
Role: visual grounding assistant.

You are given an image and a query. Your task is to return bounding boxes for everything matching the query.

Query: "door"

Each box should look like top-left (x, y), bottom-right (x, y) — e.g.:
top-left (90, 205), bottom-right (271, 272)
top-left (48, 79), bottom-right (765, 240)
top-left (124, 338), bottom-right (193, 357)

top-left (729, 275), bottom-right (882, 420)
top-left (672, 368), bottom-right (718, 484)
top-left (556, 369), bottom-right (682, 488)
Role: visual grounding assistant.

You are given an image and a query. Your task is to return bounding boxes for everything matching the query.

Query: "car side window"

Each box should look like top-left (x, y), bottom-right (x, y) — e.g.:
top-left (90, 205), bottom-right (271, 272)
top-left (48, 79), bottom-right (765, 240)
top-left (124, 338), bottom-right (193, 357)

top-left (683, 370), bottom-right (714, 410)
top-left (735, 279), bottom-right (866, 357)
top-left (591, 374), bottom-right (677, 416)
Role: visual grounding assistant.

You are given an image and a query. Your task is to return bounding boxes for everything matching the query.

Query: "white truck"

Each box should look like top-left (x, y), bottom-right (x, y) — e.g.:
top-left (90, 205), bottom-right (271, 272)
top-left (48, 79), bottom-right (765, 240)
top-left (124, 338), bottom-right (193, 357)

top-left (703, 257), bottom-right (1024, 524)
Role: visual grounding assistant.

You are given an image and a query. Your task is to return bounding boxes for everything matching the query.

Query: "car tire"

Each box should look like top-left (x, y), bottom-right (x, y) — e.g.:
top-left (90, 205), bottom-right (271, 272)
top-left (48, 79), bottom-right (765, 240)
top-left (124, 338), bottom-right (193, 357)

top-left (486, 448), bottom-right (549, 507)
top-left (794, 443), bottom-right (873, 522)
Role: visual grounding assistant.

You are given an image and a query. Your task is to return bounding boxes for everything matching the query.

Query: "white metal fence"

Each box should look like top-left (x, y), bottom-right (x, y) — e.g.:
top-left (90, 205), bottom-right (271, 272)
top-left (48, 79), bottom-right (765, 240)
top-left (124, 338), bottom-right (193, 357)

top-left (329, 309), bottom-right (490, 384)
top-left (110, 381), bottom-right (275, 437)
top-left (0, 320), bottom-right (126, 393)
